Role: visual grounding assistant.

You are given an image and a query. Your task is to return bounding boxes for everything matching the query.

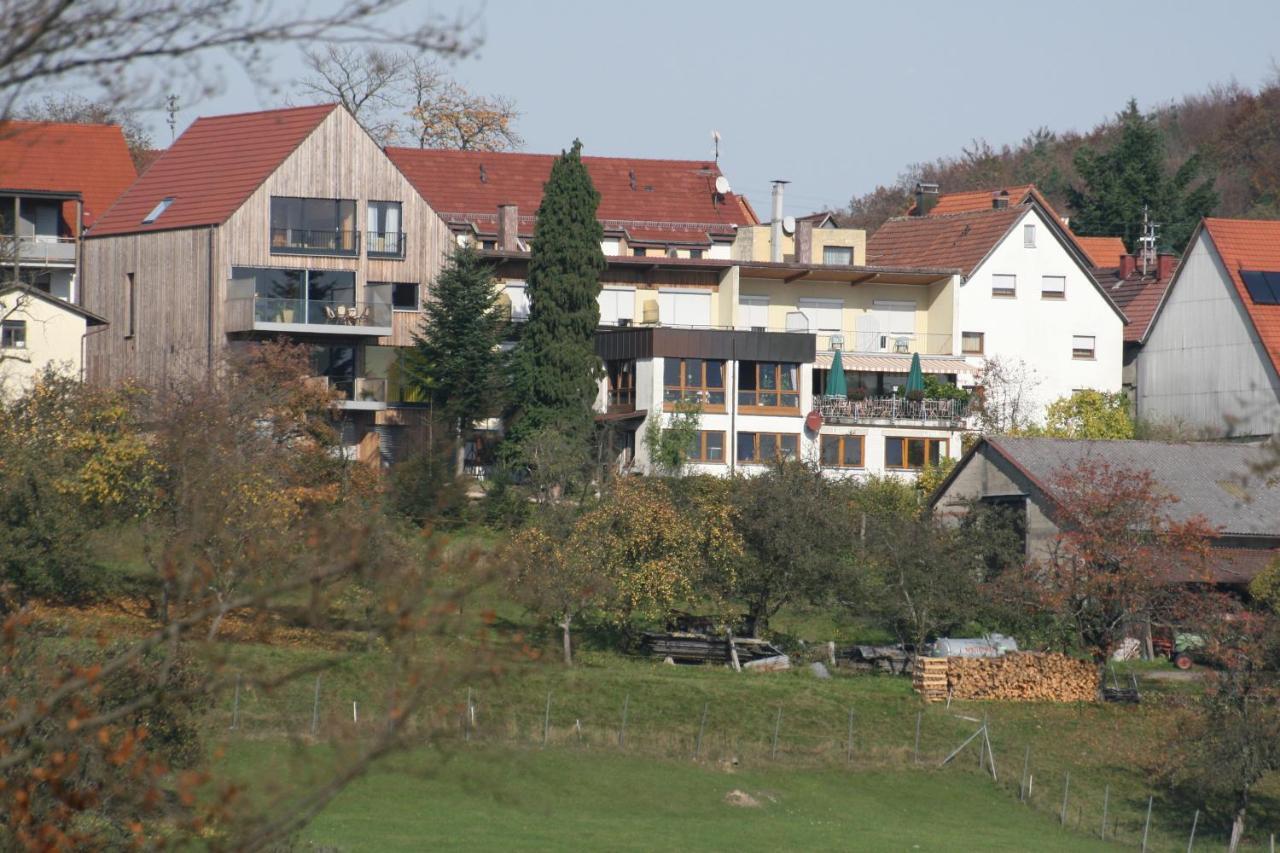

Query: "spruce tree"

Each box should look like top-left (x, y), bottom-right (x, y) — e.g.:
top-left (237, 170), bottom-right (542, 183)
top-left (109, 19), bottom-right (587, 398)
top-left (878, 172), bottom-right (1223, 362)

top-left (507, 139), bottom-right (605, 454)
top-left (1068, 99), bottom-right (1217, 253)
top-left (406, 244), bottom-right (506, 474)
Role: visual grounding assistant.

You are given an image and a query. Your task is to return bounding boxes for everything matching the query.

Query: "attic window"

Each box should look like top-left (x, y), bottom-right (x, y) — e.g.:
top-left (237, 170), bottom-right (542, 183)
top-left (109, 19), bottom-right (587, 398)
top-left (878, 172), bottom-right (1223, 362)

top-left (142, 197), bottom-right (175, 224)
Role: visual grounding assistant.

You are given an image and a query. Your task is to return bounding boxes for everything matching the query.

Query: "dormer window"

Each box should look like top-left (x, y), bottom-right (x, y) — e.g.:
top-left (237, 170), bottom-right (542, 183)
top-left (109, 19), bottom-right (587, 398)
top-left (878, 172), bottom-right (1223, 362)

top-left (142, 197), bottom-right (175, 224)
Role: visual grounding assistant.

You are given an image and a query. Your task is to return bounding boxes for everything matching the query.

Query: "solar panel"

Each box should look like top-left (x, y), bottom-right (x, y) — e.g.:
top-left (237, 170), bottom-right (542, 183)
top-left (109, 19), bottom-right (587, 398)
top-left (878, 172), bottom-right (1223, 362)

top-left (1241, 270), bottom-right (1280, 305)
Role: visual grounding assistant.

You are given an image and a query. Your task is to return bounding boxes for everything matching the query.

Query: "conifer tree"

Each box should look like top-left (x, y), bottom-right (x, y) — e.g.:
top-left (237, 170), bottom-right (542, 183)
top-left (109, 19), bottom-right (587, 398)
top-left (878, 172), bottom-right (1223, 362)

top-left (406, 244), bottom-right (506, 474)
top-left (507, 139), bottom-right (605, 454)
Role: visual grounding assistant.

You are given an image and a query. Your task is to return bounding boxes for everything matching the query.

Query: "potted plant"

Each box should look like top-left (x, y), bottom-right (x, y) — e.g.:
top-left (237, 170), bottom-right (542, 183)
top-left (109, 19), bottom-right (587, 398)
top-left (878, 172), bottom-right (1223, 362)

top-left (849, 386), bottom-right (868, 401)
top-left (905, 389), bottom-right (925, 402)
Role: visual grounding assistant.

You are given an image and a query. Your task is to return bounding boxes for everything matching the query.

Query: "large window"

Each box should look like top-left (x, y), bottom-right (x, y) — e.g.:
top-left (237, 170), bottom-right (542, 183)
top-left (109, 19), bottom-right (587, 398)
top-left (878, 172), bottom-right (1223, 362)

top-left (366, 201), bottom-right (404, 257)
top-left (232, 266), bottom-right (364, 326)
top-left (884, 436), bottom-right (946, 470)
top-left (737, 432), bottom-right (799, 464)
top-left (312, 344), bottom-right (356, 399)
top-left (823, 245), bottom-right (853, 265)
top-left (738, 361), bottom-right (799, 412)
top-left (797, 297), bottom-right (843, 332)
top-left (1, 320), bottom-right (26, 349)
top-left (820, 434), bottom-right (863, 469)
top-left (607, 360), bottom-right (636, 410)
top-left (599, 288), bottom-right (636, 326)
top-left (663, 357), bottom-right (726, 410)
top-left (739, 295), bottom-right (768, 330)
top-left (270, 196), bottom-right (358, 255)
top-left (659, 290), bottom-right (712, 326)
top-left (374, 282), bottom-right (419, 311)
top-left (687, 430), bottom-right (726, 464)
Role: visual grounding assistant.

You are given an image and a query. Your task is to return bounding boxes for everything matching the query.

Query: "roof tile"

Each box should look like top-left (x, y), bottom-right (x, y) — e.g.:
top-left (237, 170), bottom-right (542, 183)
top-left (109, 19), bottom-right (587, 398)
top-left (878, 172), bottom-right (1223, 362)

top-left (1075, 235), bottom-right (1128, 269)
top-left (865, 206), bottom-right (1024, 274)
top-left (1202, 218), bottom-right (1280, 377)
top-left (0, 121), bottom-right (137, 225)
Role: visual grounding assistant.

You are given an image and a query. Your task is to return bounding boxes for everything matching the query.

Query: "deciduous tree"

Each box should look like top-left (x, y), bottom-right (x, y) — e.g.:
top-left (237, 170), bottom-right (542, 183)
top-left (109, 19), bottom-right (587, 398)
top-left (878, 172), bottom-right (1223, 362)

top-left (1036, 389), bottom-right (1134, 439)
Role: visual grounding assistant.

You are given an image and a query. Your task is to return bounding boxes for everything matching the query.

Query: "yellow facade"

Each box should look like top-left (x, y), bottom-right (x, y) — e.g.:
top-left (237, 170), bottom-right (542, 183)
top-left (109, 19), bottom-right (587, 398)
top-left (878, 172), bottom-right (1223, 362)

top-left (732, 224), bottom-right (867, 266)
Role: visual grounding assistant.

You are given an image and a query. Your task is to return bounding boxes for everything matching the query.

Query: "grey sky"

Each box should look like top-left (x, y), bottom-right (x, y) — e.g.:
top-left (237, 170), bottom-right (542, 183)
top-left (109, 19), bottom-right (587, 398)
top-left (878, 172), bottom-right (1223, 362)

top-left (154, 0), bottom-right (1280, 219)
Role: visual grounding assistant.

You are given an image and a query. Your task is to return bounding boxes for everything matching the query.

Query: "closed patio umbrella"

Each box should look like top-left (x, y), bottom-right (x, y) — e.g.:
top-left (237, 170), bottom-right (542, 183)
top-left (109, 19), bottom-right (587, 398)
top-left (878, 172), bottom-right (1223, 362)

top-left (824, 349), bottom-right (847, 398)
top-left (905, 352), bottom-right (925, 394)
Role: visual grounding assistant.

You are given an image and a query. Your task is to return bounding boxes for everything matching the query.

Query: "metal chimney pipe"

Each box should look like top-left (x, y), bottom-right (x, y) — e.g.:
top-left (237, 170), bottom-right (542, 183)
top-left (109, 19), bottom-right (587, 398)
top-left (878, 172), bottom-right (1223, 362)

top-left (770, 180), bottom-right (788, 263)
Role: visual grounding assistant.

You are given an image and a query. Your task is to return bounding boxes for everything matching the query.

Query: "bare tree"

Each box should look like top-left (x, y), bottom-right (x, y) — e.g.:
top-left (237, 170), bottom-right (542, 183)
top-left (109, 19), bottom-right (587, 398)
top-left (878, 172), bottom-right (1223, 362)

top-left (971, 354), bottom-right (1041, 435)
top-left (0, 0), bottom-right (480, 121)
top-left (18, 93), bottom-right (153, 168)
top-left (295, 44), bottom-right (411, 144)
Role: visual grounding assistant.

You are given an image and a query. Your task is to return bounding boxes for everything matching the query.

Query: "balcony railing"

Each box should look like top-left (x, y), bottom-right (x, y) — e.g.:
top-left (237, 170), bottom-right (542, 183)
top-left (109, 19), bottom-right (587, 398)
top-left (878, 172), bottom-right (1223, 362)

top-left (227, 296), bottom-right (392, 334)
top-left (366, 231), bottom-right (406, 258)
top-left (270, 228), bottom-right (360, 256)
top-left (818, 395), bottom-right (968, 425)
top-left (815, 330), bottom-right (955, 356)
top-left (4, 235), bottom-right (76, 264)
top-left (311, 376), bottom-right (388, 409)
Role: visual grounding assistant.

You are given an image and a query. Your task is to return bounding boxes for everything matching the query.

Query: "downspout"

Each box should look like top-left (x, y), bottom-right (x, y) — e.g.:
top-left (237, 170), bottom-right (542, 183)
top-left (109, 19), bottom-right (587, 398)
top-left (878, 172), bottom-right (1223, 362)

top-left (729, 335), bottom-right (737, 475)
top-left (207, 226), bottom-right (215, 373)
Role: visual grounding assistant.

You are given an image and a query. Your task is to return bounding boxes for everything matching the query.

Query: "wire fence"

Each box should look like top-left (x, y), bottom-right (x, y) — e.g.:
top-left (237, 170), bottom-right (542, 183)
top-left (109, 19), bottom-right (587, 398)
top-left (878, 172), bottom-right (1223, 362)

top-left (218, 676), bottom-right (1278, 852)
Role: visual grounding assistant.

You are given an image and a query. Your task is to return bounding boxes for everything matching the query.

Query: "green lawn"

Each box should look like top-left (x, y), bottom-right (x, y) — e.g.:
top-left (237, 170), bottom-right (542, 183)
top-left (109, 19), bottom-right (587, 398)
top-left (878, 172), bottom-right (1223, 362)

top-left (246, 745), bottom-right (1110, 852)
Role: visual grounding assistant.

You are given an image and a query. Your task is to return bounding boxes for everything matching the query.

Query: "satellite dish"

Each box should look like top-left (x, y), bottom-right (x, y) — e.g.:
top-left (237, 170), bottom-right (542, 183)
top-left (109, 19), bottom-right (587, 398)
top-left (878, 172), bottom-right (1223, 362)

top-left (782, 215), bottom-right (796, 235)
top-left (714, 175), bottom-right (731, 196)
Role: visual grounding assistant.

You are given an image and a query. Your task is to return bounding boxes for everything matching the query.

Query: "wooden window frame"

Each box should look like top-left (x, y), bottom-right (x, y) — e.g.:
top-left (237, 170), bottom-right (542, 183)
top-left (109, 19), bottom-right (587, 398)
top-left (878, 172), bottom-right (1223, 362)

top-left (686, 430), bottom-right (726, 465)
top-left (820, 434), bottom-right (864, 469)
top-left (1041, 275), bottom-right (1066, 300)
top-left (1072, 335), bottom-right (1096, 360)
top-left (663, 357), bottom-right (727, 412)
top-left (961, 331), bottom-right (985, 355)
top-left (736, 431), bottom-right (801, 464)
top-left (991, 274), bottom-right (1017, 298)
top-left (884, 436), bottom-right (948, 470)
top-left (607, 359), bottom-right (636, 411)
top-left (737, 361), bottom-right (801, 414)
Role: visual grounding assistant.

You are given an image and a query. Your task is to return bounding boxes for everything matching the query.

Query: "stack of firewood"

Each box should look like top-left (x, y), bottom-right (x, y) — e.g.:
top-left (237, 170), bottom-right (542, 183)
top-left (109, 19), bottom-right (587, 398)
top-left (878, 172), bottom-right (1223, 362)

top-left (912, 656), bottom-right (949, 702)
top-left (945, 653), bottom-right (1099, 702)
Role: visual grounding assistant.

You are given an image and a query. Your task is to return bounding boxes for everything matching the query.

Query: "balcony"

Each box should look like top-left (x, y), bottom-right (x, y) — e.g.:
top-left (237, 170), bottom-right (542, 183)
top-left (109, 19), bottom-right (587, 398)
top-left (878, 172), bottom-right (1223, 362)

top-left (270, 228), bottom-right (360, 257)
top-left (815, 330), bottom-right (954, 356)
top-left (226, 296), bottom-right (392, 336)
top-left (6, 235), bottom-right (76, 265)
top-left (326, 376), bottom-right (388, 411)
top-left (367, 231), bottom-right (406, 259)
top-left (817, 395), bottom-right (968, 427)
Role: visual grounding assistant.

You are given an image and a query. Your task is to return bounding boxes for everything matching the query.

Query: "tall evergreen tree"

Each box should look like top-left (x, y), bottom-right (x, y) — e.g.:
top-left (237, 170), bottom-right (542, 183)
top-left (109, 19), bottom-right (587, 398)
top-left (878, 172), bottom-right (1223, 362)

top-left (1068, 99), bottom-right (1217, 253)
top-left (507, 139), bottom-right (605, 453)
top-left (405, 244), bottom-right (506, 474)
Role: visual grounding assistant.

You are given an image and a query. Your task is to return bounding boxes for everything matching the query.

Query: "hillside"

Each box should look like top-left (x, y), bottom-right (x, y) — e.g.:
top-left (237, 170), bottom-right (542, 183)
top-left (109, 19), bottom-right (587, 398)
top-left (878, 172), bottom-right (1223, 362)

top-left (842, 75), bottom-right (1280, 244)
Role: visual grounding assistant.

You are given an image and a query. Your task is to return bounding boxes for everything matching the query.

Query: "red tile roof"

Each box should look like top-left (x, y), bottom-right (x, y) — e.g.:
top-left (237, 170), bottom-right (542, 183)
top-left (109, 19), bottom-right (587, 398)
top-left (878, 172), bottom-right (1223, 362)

top-left (908, 184), bottom-right (1060, 217)
top-left (88, 104), bottom-right (338, 237)
top-left (1201, 218), bottom-right (1280, 375)
top-left (624, 226), bottom-right (711, 245)
top-left (1075, 235), bottom-right (1128, 269)
top-left (385, 148), bottom-right (758, 241)
top-left (1097, 270), bottom-right (1171, 343)
top-left (866, 206), bottom-right (1024, 274)
top-left (0, 120), bottom-right (137, 227)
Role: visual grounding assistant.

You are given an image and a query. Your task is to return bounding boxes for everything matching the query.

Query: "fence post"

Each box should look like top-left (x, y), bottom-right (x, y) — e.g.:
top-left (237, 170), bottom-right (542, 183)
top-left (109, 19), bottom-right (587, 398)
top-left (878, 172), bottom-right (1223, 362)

top-left (1100, 785), bottom-right (1109, 839)
top-left (464, 687), bottom-right (473, 743)
top-left (695, 702), bottom-right (709, 759)
top-left (1187, 808), bottom-right (1199, 853)
top-left (913, 712), bottom-right (922, 764)
top-left (352, 700), bottom-right (358, 724)
top-left (310, 675), bottom-right (321, 737)
top-left (542, 691), bottom-right (552, 748)
top-left (1020, 746), bottom-right (1030, 803)
top-left (618, 694), bottom-right (629, 748)
top-left (771, 707), bottom-right (782, 760)
top-left (846, 708), bottom-right (854, 764)
top-left (230, 674), bottom-right (241, 730)
top-left (1060, 772), bottom-right (1070, 826)
top-left (1141, 795), bottom-right (1153, 853)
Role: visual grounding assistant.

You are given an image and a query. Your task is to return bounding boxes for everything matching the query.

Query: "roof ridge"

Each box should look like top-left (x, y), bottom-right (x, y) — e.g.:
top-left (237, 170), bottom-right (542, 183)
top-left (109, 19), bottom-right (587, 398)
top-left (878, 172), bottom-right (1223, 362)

top-left (386, 146), bottom-right (721, 169)
top-left (0, 119), bottom-right (125, 132)
top-left (882, 204), bottom-right (1028, 224)
top-left (187, 102), bottom-right (338, 125)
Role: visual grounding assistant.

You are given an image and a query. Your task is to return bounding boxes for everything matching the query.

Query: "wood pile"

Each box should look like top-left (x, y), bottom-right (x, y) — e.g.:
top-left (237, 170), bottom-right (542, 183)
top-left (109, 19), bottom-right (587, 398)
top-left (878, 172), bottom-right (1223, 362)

top-left (640, 633), bottom-right (784, 665)
top-left (944, 653), bottom-right (1099, 702)
top-left (912, 657), bottom-right (948, 702)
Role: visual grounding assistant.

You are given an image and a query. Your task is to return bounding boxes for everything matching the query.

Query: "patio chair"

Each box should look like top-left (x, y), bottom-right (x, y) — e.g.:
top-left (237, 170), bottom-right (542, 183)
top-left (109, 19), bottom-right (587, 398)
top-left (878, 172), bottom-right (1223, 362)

top-left (324, 305), bottom-right (339, 322)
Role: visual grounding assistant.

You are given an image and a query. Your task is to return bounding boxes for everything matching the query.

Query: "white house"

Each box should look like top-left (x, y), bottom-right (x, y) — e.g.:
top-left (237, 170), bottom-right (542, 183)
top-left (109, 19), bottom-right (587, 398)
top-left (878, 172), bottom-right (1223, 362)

top-left (868, 194), bottom-right (1126, 421)
top-left (1136, 218), bottom-right (1280, 438)
top-left (0, 285), bottom-right (107, 399)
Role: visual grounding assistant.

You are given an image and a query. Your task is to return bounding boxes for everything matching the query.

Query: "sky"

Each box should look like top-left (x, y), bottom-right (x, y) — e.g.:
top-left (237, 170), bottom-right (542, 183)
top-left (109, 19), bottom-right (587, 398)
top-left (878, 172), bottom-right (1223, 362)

top-left (145, 0), bottom-right (1280, 219)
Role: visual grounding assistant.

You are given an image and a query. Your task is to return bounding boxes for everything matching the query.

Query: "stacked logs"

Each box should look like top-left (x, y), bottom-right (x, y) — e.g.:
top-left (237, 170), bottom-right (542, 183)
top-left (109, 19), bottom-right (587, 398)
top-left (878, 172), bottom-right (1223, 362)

top-left (912, 653), bottom-right (1100, 702)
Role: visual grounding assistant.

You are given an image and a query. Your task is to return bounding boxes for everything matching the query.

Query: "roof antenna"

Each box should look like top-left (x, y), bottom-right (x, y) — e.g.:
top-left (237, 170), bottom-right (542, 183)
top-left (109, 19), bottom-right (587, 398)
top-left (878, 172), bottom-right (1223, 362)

top-left (479, 164), bottom-right (487, 184)
top-left (628, 169), bottom-right (637, 191)
top-left (711, 130), bottom-right (721, 164)
top-left (1139, 205), bottom-right (1159, 276)
top-left (166, 93), bottom-right (179, 142)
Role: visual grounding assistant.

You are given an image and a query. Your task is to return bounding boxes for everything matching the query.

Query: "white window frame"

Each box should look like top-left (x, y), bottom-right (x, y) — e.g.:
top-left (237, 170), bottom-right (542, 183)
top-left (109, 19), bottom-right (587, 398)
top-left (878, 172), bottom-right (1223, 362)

top-left (503, 281), bottom-right (530, 322)
top-left (872, 299), bottom-right (916, 338)
top-left (659, 288), bottom-right (712, 327)
top-left (1, 319), bottom-right (26, 349)
top-left (739, 295), bottom-right (769, 330)
top-left (1042, 275), bottom-right (1066, 299)
top-left (797, 297), bottom-right (843, 332)
top-left (1072, 335), bottom-right (1096, 360)
top-left (992, 273), bottom-right (1017, 297)
top-left (1023, 223), bottom-right (1036, 248)
top-left (822, 245), bottom-right (853, 265)
top-left (598, 287), bottom-right (636, 326)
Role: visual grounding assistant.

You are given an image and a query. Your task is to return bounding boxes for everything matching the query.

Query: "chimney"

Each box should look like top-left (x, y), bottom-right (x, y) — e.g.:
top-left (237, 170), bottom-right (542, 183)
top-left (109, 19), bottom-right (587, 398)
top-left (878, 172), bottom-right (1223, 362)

top-left (913, 182), bottom-right (939, 216)
top-left (794, 218), bottom-right (814, 265)
top-left (992, 190), bottom-right (1009, 210)
top-left (1119, 253), bottom-right (1136, 279)
top-left (770, 180), bottom-right (788, 263)
top-left (1157, 253), bottom-right (1176, 281)
top-left (497, 204), bottom-right (519, 251)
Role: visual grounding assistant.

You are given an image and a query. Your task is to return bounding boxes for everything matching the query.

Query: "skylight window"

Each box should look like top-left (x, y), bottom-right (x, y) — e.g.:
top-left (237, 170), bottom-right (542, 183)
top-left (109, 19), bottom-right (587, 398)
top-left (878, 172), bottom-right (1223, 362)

top-left (142, 197), bottom-right (175, 224)
top-left (1241, 270), bottom-right (1280, 305)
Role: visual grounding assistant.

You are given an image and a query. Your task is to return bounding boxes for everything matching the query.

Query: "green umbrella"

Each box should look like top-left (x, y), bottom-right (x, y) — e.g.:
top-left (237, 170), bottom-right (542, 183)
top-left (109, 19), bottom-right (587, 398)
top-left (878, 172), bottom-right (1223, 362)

top-left (905, 352), bottom-right (925, 394)
top-left (824, 349), bottom-right (847, 398)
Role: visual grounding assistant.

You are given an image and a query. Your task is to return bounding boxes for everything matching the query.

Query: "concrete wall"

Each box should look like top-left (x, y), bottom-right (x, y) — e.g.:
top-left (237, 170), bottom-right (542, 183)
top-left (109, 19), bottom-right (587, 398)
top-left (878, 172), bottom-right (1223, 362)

top-left (1136, 229), bottom-right (1280, 437)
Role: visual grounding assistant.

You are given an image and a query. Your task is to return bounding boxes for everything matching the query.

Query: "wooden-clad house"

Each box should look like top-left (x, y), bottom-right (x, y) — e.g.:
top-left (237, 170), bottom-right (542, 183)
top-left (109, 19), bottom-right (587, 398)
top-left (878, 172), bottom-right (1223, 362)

top-left (82, 103), bottom-right (454, 456)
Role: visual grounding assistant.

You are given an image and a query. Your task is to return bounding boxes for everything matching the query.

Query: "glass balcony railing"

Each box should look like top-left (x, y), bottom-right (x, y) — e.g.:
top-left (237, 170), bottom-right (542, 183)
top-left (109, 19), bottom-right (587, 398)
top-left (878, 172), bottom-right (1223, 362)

top-left (270, 228), bottom-right (360, 256)
top-left (248, 297), bottom-right (391, 330)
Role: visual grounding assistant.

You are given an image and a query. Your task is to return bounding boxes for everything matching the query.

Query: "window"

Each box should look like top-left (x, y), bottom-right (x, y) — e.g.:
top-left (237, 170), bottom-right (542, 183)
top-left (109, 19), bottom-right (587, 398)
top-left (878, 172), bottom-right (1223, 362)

top-left (1023, 223), bottom-right (1036, 247)
top-left (1072, 335), bottom-right (1096, 360)
top-left (739, 295), bottom-right (769, 330)
top-left (125, 272), bottom-right (135, 338)
top-left (367, 201), bottom-right (404, 257)
top-left (142, 196), bottom-right (174, 224)
top-left (992, 274), bottom-right (1016, 298)
top-left (1041, 275), bottom-right (1066, 299)
top-left (231, 266), bottom-right (363, 326)
top-left (872, 300), bottom-right (916, 337)
top-left (823, 245), bottom-right (853, 265)
top-left (1, 320), bottom-right (26, 349)
top-left (797, 297), bottom-right (843, 332)
top-left (389, 283), bottom-right (419, 311)
top-left (961, 331), bottom-right (985, 355)
top-left (663, 357), bottom-right (726, 410)
top-left (270, 196), bottom-right (358, 255)
top-left (884, 436), bottom-right (947, 470)
top-left (598, 288), bottom-right (636, 326)
top-left (607, 360), bottom-right (636, 410)
top-left (689, 248), bottom-right (704, 259)
top-left (659, 290), bottom-right (711, 326)
top-left (633, 247), bottom-right (649, 257)
top-left (738, 361), bottom-right (800, 411)
top-left (687, 430), bottom-right (726, 464)
top-left (481, 240), bottom-right (497, 251)
top-left (820, 434), bottom-right (864, 469)
top-left (737, 432), bottom-right (799, 464)
top-left (503, 283), bottom-right (529, 321)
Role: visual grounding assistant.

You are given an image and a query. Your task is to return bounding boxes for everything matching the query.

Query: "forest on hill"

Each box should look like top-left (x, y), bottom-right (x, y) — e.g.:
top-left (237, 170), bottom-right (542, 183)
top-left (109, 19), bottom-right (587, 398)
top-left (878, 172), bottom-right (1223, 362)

top-left (843, 73), bottom-right (1280, 252)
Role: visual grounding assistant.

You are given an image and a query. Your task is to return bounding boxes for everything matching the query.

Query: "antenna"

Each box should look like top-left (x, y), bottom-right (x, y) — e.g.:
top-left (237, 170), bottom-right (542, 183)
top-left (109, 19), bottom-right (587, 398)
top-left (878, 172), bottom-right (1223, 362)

top-left (711, 130), bottom-right (721, 163)
top-left (1139, 205), bottom-right (1159, 276)
top-left (166, 93), bottom-right (179, 142)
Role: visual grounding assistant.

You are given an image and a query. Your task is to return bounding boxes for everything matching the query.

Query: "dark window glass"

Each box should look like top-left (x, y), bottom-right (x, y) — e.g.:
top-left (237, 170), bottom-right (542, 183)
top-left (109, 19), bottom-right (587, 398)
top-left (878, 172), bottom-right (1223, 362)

top-left (737, 432), bottom-right (756, 462)
top-left (927, 439), bottom-right (942, 466)
top-left (705, 431), bottom-right (724, 462)
top-left (684, 358), bottom-right (702, 388)
top-left (705, 361), bottom-right (724, 389)
top-left (885, 439), bottom-right (904, 468)
top-left (664, 358), bottom-right (681, 387)
top-left (760, 434), bottom-right (777, 459)
top-left (779, 434), bottom-right (798, 459)
top-left (907, 438), bottom-right (925, 467)
top-left (821, 436), bottom-right (839, 466)
top-left (844, 437), bottom-right (863, 467)
top-left (391, 283), bottom-right (418, 310)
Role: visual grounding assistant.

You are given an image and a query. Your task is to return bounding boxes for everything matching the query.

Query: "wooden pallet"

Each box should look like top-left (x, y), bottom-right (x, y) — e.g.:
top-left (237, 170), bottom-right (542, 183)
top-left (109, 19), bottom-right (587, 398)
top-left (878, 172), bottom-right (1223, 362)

top-left (912, 656), bottom-right (949, 702)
